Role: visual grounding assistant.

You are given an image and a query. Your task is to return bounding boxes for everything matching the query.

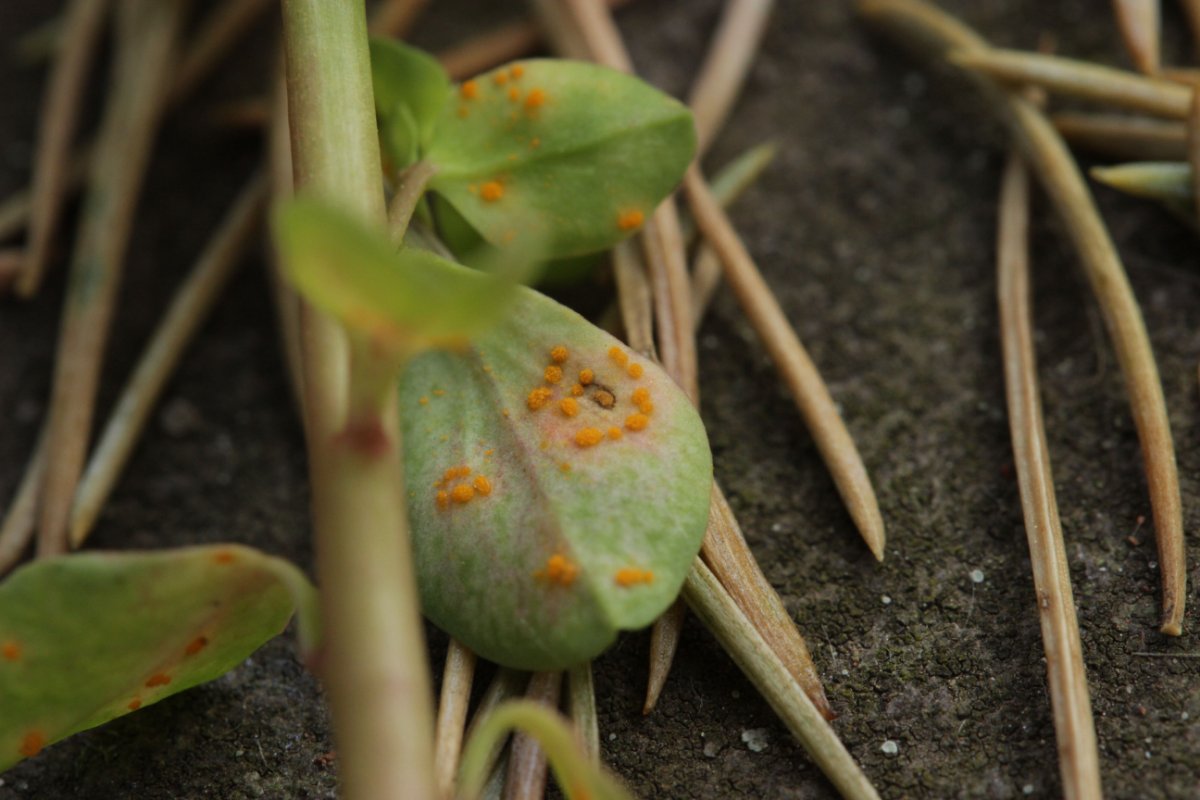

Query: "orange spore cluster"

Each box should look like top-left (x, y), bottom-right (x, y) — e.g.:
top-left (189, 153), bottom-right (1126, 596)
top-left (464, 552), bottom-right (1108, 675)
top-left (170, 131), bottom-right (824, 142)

top-left (510, 64), bottom-right (525, 79)
top-left (507, 86), bottom-right (520, 102)
top-left (617, 209), bottom-right (645, 231)
top-left (607, 427), bottom-right (623, 440)
top-left (146, 673), bottom-right (172, 688)
top-left (575, 428), bottom-right (604, 447)
top-left (493, 70), bottom-right (509, 86)
top-left (578, 368), bottom-right (594, 385)
top-left (213, 550), bottom-right (236, 565)
top-left (544, 365), bottom-right (563, 384)
top-left (535, 554), bottom-right (579, 586)
top-left (614, 567), bottom-right (655, 587)
top-left (560, 397), bottom-right (580, 417)
top-left (570, 384), bottom-right (585, 397)
top-left (608, 346), bottom-right (628, 366)
top-left (524, 88), bottom-right (547, 110)
top-left (460, 80), bottom-right (479, 99)
top-left (550, 345), bottom-right (569, 363)
top-left (481, 181), bottom-right (504, 202)
top-left (2, 640), bottom-right (21, 662)
top-left (127, 698), bottom-right (142, 711)
top-left (436, 463), bottom-right (491, 509)
top-left (18, 730), bottom-right (45, 758)
top-left (184, 636), bottom-right (208, 657)
top-left (625, 413), bottom-right (649, 432)
top-left (627, 362), bottom-right (644, 378)
top-left (527, 387), bottom-right (552, 410)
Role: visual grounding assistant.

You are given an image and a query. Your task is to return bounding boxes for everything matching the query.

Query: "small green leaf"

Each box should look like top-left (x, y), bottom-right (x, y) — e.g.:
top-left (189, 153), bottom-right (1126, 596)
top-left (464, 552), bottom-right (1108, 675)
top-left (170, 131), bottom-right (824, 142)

top-left (273, 197), bottom-right (531, 355)
top-left (1091, 162), bottom-right (1195, 225)
top-left (425, 59), bottom-right (696, 259)
top-left (458, 700), bottom-right (633, 800)
top-left (0, 545), bottom-right (317, 770)
top-left (399, 286), bottom-right (712, 670)
top-left (369, 37), bottom-right (451, 169)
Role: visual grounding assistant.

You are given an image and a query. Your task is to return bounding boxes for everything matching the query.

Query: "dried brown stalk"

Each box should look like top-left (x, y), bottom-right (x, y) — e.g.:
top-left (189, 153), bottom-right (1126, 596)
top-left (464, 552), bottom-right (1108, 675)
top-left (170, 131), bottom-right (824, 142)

top-left (0, 426), bottom-right (46, 576)
top-left (1183, 0), bottom-right (1200, 54)
top-left (68, 175), bottom-right (268, 548)
top-left (950, 47), bottom-right (1190, 119)
top-left (1052, 111), bottom-right (1185, 160)
top-left (369, 0), bottom-right (429, 40)
top-left (566, 662), bottom-right (600, 763)
top-left (17, 0), bottom-right (111, 298)
top-left (37, 0), bottom-right (190, 558)
top-left (434, 639), bottom-right (477, 800)
top-left (502, 671), bottom-right (562, 800)
top-left (996, 153), bottom-right (1102, 800)
top-left (683, 167), bottom-right (887, 561)
top-left (683, 558), bottom-right (880, 800)
top-left (1112, 0), bottom-right (1160, 75)
top-left (860, 0), bottom-right (1186, 635)
top-left (687, 0), bottom-right (776, 156)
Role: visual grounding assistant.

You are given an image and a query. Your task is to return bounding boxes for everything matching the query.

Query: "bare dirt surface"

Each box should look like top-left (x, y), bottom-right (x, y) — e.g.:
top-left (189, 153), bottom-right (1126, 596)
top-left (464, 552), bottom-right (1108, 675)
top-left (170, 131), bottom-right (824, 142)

top-left (2, 1), bottom-right (1199, 798)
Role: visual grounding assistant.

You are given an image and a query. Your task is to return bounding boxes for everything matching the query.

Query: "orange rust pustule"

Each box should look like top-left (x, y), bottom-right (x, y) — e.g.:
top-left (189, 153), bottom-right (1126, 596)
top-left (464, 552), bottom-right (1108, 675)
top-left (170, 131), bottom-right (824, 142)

top-left (510, 64), bottom-right (525, 79)
top-left (146, 673), bottom-right (172, 688)
top-left (625, 413), bottom-right (649, 432)
top-left (460, 80), bottom-right (479, 99)
top-left (436, 490), bottom-right (450, 510)
top-left (535, 554), bottom-right (578, 586)
top-left (481, 181), bottom-right (504, 202)
top-left (214, 550), bottom-right (236, 565)
top-left (524, 88), bottom-right (546, 110)
top-left (543, 365), bottom-right (563, 384)
top-left (549, 345), bottom-right (569, 363)
top-left (559, 398), bottom-right (580, 417)
top-left (627, 362), bottom-right (644, 379)
top-left (608, 346), bottom-right (628, 366)
top-left (527, 387), bottom-right (552, 411)
top-left (18, 730), bottom-right (45, 758)
top-left (473, 475), bottom-right (492, 496)
top-left (570, 384), bottom-right (584, 397)
top-left (451, 485), bottom-right (475, 504)
top-left (1, 640), bottom-right (21, 661)
top-left (607, 427), bottom-right (624, 440)
top-left (507, 86), bottom-right (520, 102)
top-left (614, 567), bottom-right (655, 587)
top-left (575, 428), bottom-right (604, 448)
top-left (493, 71), bottom-right (509, 86)
top-left (578, 368), bottom-right (594, 385)
top-left (617, 209), bottom-right (645, 231)
top-left (127, 698), bottom-right (142, 711)
top-left (185, 636), bottom-right (209, 656)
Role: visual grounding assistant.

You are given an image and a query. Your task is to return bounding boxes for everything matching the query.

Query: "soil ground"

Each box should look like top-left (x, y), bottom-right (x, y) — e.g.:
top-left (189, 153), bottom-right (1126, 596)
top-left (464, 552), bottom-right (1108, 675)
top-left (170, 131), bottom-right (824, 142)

top-left (2, 1), bottom-right (1199, 798)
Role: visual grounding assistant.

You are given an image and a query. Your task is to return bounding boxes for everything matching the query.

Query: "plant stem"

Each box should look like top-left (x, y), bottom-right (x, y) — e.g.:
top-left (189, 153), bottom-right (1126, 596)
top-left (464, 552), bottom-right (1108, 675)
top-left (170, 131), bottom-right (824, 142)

top-left (280, 1), bottom-right (436, 798)
top-left (503, 671), bottom-right (562, 800)
top-left (567, 662), bottom-right (600, 763)
top-left (1052, 112), bottom-right (1185, 161)
top-left (996, 153), bottom-right (1102, 800)
top-left (1112, 0), bottom-right (1160, 75)
top-left (387, 160), bottom-right (437, 242)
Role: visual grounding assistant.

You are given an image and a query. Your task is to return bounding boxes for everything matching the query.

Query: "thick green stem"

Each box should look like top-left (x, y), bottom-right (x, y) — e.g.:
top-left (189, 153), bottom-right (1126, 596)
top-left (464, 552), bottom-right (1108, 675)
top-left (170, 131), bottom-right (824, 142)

top-left (279, 1), bottom-right (436, 798)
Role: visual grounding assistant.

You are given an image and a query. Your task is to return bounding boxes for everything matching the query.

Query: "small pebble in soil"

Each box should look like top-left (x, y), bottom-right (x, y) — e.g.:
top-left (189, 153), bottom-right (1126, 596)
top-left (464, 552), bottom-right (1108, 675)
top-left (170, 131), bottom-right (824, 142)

top-left (703, 740), bottom-right (720, 758)
top-left (880, 740), bottom-right (899, 756)
top-left (160, 397), bottom-right (204, 436)
top-left (741, 729), bottom-right (769, 753)
top-left (608, 733), bottom-right (617, 741)
top-left (881, 595), bottom-right (892, 605)
top-left (1022, 785), bottom-right (1034, 795)
top-left (970, 569), bottom-right (985, 584)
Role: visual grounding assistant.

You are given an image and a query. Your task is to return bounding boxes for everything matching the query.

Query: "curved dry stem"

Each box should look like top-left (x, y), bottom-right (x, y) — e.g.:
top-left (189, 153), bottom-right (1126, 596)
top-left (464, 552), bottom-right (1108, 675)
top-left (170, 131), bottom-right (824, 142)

top-left (1052, 112), bottom-right (1185, 161)
top-left (1112, 0), bottom-right (1160, 75)
top-left (997, 153), bottom-right (1102, 800)
top-left (434, 639), bottom-right (477, 799)
top-left (503, 671), bottom-right (563, 800)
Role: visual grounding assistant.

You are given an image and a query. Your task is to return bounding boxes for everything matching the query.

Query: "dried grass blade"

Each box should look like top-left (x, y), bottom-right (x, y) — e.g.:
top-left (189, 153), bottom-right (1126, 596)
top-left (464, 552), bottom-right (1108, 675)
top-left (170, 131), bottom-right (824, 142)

top-left (1113, 0), bottom-right (1160, 75)
top-left (37, 0), bottom-right (190, 558)
top-left (1053, 111), bottom-right (1185, 160)
top-left (687, 0), bottom-right (775, 156)
top-left (0, 426), bottom-right (47, 576)
top-left (704, 484), bottom-right (833, 718)
top-left (611, 240), bottom-right (655, 354)
top-left (1183, 0), bottom-right (1200, 53)
top-left (67, 175), bottom-right (268, 548)
top-left (17, 0), bottom-right (111, 298)
top-left (997, 153), bottom-right (1103, 800)
top-left (566, 662), bottom-right (600, 763)
top-left (369, 0), bottom-right (429, 38)
top-left (502, 671), bottom-right (562, 800)
top-left (683, 167), bottom-right (886, 560)
top-left (859, 0), bottom-right (1186, 635)
top-left (949, 47), bottom-right (1190, 119)
top-left (435, 639), bottom-right (477, 800)
top-left (683, 558), bottom-right (880, 800)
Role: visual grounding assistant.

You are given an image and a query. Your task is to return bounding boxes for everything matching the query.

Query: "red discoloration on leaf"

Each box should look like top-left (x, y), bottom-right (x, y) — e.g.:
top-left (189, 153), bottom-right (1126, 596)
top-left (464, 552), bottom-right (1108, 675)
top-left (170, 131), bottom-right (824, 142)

top-left (1, 641), bottom-right (21, 661)
top-left (145, 673), bottom-right (172, 688)
top-left (184, 636), bottom-right (209, 656)
top-left (18, 731), bottom-right (44, 758)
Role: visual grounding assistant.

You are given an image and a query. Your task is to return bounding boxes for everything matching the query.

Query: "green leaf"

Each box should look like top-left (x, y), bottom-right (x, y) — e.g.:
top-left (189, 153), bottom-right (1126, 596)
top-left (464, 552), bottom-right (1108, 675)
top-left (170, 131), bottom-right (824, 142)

top-left (1091, 162), bottom-right (1196, 226)
top-left (424, 59), bottom-right (696, 259)
top-left (273, 197), bottom-right (531, 356)
top-left (458, 700), bottom-right (634, 800)
top-left (369, 37), bottom-right (451, 169)
top-left (399, 286), bottom-right (712, 670)
top-left (0, 545), bottom-right (317, 771)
